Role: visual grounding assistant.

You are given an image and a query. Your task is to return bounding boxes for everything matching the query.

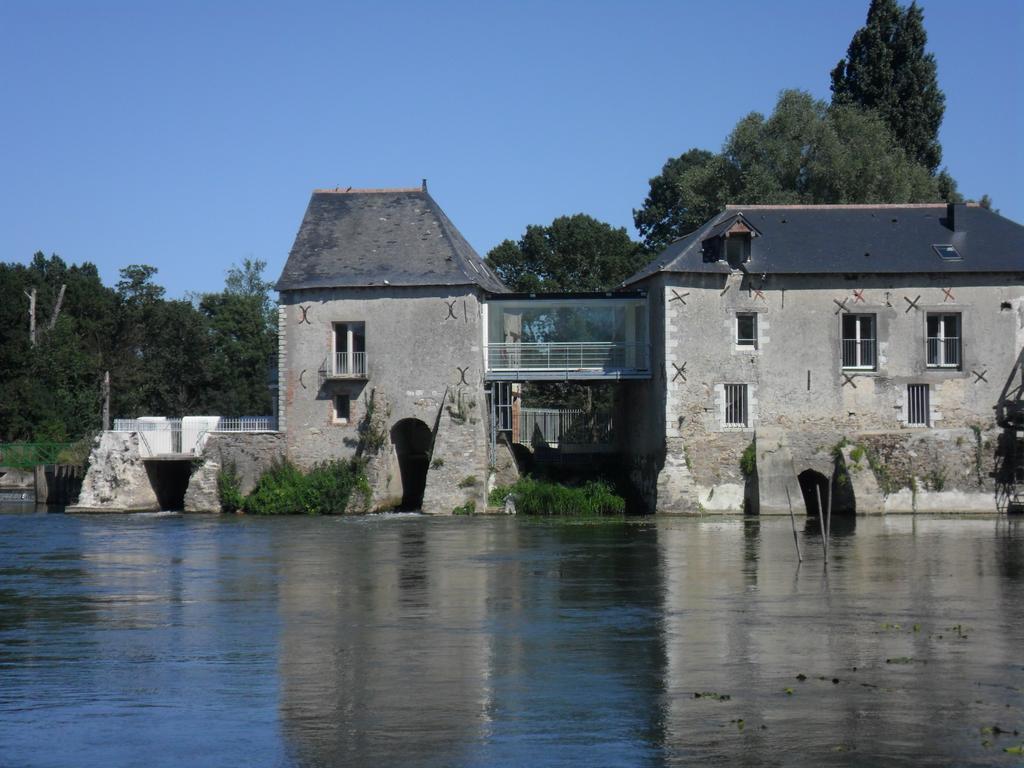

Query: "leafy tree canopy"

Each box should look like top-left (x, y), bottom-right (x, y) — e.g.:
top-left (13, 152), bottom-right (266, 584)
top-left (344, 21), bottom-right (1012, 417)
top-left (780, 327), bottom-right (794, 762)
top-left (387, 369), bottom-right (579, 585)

top-left (0, 255), bottom-right (277, 442)
top-left (634, 89), bottom-right (952, 252)
top-left (486, 214), bottom-right (648, 292)
top-left (831, 0), bottom-right (945, 172)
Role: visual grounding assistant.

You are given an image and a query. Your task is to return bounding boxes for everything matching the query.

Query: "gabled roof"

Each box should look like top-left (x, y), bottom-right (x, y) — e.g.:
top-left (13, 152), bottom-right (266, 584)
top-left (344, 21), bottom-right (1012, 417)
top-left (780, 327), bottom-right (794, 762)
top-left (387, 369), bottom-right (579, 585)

top-left (276, 186), bottom-right (507, 293)
top-left (623, 204), bottom-right (1024, 285)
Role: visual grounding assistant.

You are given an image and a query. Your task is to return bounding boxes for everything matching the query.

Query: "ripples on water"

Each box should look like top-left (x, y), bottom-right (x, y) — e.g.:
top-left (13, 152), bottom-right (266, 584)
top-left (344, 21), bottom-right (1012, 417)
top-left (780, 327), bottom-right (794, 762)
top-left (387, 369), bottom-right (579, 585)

top-left (1, 511), bottom-right (1022, 767)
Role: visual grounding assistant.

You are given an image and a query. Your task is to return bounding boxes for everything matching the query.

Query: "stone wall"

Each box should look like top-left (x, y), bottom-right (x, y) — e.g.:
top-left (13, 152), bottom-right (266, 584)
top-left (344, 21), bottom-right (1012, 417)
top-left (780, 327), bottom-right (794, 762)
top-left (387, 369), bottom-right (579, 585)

top-left (183, 431), bottom-right (287, 513)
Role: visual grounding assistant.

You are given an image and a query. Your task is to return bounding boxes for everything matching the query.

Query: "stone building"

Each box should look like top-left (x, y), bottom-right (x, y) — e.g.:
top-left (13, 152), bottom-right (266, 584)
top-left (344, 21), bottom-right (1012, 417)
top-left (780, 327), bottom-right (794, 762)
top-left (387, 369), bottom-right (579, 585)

top-left (622, 203), bottom-right (1024, 514)
top-left (275, 183), bottom-right (507, 513)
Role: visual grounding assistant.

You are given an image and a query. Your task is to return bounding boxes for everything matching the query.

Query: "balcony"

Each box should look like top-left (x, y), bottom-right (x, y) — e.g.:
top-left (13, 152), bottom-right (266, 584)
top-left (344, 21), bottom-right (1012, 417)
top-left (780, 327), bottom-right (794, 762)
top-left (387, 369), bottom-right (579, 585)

top-left (927, 337), bottom-right (960, 369)
top-left (841, 338), bottom-right (877, 370)
top-left (333, 351), bottom-right (368, 378)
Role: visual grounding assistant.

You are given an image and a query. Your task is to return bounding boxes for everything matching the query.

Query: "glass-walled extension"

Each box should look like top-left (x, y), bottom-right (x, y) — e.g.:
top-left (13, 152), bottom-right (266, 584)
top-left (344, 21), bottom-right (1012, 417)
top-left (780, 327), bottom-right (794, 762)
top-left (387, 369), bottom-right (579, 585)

top-left (483, 292), bottom-right (650, 380)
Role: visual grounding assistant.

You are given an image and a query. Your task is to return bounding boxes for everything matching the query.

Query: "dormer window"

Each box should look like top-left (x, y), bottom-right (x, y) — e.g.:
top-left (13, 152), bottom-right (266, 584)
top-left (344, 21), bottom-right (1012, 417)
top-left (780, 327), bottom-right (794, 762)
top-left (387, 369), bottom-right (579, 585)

top-left (701, 213), bottom-right (760, 266)
top-left (725, 234), bottom-right (751, 267)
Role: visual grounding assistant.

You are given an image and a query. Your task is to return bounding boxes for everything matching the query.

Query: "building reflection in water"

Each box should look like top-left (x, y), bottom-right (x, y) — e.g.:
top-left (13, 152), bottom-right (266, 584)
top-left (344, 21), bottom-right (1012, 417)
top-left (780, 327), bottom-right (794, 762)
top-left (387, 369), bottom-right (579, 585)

top-left (276, 519), bottom-right (670, 767)
top-left (656, 516), bottom-right (1024, 764)
top-left (274, 514), bottom-right (1024, 766)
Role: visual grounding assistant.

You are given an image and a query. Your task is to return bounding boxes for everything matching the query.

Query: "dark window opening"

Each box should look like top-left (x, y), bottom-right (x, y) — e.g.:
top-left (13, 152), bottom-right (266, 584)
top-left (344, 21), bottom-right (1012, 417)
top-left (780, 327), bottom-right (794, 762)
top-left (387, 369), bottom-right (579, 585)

top-left (334, 394), bottom-right (351, 423)
top-left (736, 313), bottom-right (757, 347)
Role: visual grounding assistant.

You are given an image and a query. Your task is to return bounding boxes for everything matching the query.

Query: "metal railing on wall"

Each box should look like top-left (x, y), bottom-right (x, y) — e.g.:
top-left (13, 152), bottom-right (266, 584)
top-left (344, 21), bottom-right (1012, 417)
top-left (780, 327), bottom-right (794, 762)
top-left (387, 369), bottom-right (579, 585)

top-left (488, 342), bottom-right (649, 372)
top-left (518, 408), bottom-right (614, 448)
top-left (111, 416), bottom-right (277, 457)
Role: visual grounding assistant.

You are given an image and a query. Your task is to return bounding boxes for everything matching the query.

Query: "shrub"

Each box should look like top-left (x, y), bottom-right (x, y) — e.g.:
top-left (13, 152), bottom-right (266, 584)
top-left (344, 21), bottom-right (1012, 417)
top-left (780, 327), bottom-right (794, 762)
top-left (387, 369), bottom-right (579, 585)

top-left (243, 458), bottom-right (367, 515)
top-left (488, 485), bottom-right (513, 506)
top-left (217, 461), bottom-right (244, 514)
top-left (509, 477), bottom-right (625, 517)
top-left (740, 441), bottom-right (757, 477)
top-left (56, 435), bottom-right (95, 466)
top-left (458, 475), bottom-right (478, 488)
top-left (452, 500), bottom-right (476, 515)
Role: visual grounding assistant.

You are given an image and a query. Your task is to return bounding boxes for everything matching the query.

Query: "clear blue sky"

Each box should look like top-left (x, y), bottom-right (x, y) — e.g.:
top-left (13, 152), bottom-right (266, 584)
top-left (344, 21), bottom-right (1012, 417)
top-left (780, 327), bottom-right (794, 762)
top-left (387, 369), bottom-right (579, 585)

top-left (2, 0), bottom-right (1021, 298)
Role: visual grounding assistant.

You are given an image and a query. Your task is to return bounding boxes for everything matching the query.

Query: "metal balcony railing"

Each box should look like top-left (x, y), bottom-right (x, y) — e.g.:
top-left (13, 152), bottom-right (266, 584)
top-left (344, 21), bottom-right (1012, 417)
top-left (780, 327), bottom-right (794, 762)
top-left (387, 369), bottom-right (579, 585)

top-left (841, 338), bottom-right (876, 369)
top-left (487, 342), bottom-right (649, 372)
top-left (518, 408), bottom-right (614, 447)
top-left (334, 351), bottom-right (368, 377)
top-left (927, 337), bottom-right (961, 368)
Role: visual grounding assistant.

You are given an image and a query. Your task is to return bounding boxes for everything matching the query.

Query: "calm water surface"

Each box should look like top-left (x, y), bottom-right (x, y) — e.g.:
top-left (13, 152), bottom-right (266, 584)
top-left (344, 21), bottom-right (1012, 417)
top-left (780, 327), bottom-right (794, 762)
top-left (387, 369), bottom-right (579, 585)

top-left (1, 510), bottom-right (1023, 767)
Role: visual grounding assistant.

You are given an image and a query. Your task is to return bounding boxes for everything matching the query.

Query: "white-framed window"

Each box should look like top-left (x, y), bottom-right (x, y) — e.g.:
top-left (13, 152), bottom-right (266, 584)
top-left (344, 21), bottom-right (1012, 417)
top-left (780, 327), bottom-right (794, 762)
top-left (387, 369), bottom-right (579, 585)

top-left (724, 384), bottom-right (748, 427)
top-left (907, 384), bottom-right (930, 427)
top-left (333, 394), bottom-right (351, 424)
top-left (333, 322), bottom-right (367, 377)
top-left (841, 314), bottom-right (876, 370)
top-left (926, 313), bottom-right (961, 368)
top-left (736, 313), bottom-right (758, 347)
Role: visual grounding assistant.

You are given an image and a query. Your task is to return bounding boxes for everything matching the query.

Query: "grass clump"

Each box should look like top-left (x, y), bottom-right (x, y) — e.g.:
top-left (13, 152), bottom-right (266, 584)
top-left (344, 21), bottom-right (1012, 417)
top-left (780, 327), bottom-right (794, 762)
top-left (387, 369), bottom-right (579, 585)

top-left (458, 475), bottom-right (479, 488)
top-left (244, 458), bottom-right (367, 515)
top-left (507, 476), bottom-right (625, 517)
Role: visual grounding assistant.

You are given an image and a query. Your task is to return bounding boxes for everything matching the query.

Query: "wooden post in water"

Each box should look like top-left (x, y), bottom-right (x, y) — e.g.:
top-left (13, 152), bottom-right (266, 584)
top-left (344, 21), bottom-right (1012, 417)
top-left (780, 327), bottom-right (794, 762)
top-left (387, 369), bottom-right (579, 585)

top-left (785, 487), bottom-right (802, 562)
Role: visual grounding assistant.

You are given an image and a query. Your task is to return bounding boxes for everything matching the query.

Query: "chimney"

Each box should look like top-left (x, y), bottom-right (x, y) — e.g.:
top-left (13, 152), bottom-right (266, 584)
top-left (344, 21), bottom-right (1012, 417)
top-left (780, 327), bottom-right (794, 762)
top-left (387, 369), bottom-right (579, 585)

top-left (422, 178), bottom-right (428, 192)
top-left (947, 202), bottom-right (965, 232)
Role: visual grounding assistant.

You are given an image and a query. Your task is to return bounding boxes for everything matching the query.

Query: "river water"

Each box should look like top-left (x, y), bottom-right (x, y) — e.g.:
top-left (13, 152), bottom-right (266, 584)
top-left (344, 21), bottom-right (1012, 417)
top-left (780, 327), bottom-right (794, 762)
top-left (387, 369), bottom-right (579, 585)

top-left (1, 510), bottom-right (1022, 767)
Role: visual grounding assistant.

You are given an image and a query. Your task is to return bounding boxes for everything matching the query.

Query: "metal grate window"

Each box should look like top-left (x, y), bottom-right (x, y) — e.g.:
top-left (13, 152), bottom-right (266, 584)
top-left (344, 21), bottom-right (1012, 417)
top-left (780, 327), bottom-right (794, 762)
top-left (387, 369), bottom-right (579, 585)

top-left (724, 384), bottom-right (748, 427)
top-left (907, 384), bottom-right (930, 427)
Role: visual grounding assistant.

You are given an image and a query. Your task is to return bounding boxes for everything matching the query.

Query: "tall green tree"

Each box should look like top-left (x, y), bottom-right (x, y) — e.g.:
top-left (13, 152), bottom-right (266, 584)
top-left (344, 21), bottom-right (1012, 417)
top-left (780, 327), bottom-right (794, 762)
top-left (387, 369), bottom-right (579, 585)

top-left (830, 0), bottom-right (945, 173)
top-left (198, 259), bottom-right (277, 416)
top-left (634, 90), bottom-right (945, 252)
top-left (486, 214), bottom-right (647, 292)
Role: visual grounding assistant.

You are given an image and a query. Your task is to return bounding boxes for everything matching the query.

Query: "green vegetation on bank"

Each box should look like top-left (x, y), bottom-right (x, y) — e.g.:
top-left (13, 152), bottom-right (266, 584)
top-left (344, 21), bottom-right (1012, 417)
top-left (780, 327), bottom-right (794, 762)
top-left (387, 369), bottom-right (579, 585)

top-left (218, 458), bottom-right (369, 515)
top-left (491, 477), bottom-right (625, 517)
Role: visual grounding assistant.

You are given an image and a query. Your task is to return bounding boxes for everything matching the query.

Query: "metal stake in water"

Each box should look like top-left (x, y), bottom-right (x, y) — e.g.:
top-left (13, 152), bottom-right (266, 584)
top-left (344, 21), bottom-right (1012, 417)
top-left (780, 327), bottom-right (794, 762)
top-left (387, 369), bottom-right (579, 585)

top-left (816, 485), bottom-right (829, 566)
top-left (785, 487), bottom-right (802, 562)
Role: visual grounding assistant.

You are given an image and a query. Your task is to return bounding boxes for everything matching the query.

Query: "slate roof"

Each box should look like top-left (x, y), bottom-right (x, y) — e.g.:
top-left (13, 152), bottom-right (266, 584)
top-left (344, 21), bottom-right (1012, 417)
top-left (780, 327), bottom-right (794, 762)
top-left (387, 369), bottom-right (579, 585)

top-left (623, 204), bottom-right (1024, 285)
top-left (276, 187), bottom-right (508, 293)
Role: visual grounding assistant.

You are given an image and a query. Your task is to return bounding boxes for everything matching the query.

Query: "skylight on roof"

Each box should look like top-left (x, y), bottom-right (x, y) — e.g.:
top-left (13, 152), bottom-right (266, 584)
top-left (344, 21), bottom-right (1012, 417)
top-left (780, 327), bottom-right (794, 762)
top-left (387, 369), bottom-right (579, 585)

top-left (932, 244), bottom-right (962, 261)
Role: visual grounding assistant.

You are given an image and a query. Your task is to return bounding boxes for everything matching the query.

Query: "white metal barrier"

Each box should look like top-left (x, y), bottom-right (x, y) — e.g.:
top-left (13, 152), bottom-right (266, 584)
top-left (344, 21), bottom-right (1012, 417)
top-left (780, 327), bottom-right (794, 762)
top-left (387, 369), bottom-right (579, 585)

top-left (112, 416), bottom-right (277, 457)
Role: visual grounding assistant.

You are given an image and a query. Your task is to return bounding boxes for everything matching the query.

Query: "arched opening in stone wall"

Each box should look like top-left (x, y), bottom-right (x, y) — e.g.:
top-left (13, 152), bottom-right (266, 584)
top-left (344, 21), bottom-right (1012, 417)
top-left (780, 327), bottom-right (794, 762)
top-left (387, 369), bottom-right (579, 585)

top-left (797, 469), bottom-right (830, 517)
top-left (143, 459), bottom-right (193, 511)
top-left (390, 418), bottom-right (433, 511)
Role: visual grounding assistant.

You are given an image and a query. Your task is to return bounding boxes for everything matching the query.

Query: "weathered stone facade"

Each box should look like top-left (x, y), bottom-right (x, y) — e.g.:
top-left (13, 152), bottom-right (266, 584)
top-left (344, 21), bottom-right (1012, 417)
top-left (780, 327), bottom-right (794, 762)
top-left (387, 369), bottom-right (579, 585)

top-left (628, 258), bottom-right (1024, 514)
top-left (274, 187), bottom-right (506, 514)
